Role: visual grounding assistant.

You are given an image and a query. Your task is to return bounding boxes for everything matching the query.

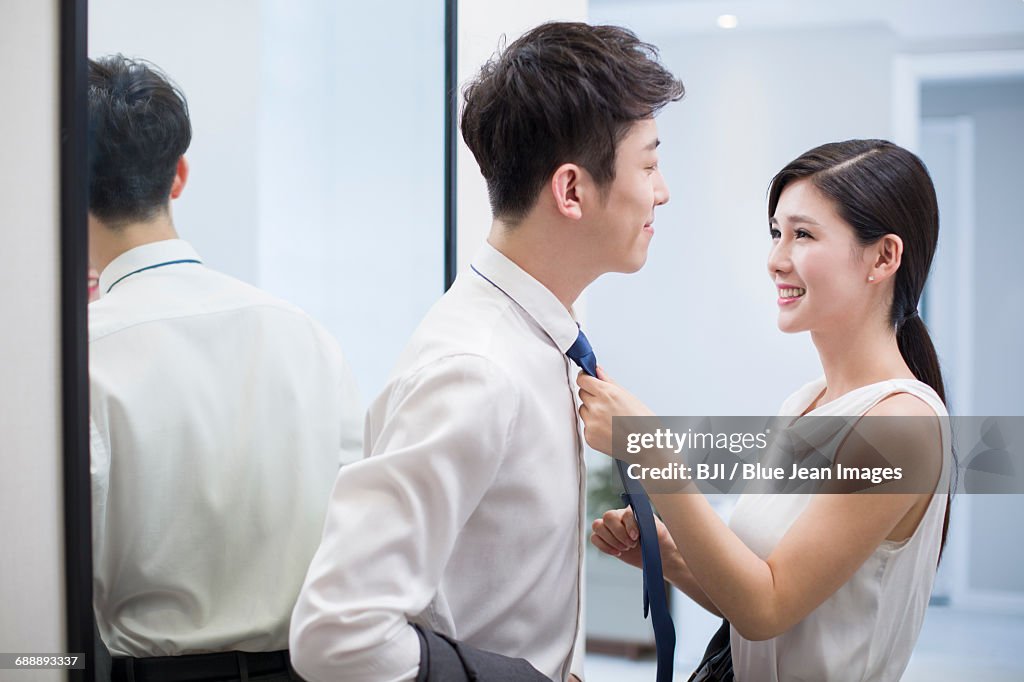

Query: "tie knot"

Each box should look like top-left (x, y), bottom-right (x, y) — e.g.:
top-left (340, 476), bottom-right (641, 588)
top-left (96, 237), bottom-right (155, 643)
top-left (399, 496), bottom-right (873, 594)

top-left (566, 328), bottom-right (598, 377)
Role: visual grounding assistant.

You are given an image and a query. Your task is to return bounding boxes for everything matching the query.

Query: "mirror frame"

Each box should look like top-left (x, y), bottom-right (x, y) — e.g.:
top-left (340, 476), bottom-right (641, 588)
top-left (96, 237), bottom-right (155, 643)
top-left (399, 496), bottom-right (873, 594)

top-left (59, 1), bottom-right (458, 679)
top-left (61, 0), bottom-right (92, 679)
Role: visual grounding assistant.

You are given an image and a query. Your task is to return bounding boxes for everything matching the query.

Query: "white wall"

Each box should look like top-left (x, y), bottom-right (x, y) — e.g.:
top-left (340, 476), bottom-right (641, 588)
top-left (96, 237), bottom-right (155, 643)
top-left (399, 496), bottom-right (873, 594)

top-left (0, 0), bottom-right (67, 678)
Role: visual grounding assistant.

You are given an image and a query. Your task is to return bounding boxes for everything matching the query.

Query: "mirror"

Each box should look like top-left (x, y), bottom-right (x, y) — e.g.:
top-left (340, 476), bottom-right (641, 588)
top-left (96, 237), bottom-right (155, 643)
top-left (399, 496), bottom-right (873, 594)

top-left (71, 0), bottom-right (455, 678)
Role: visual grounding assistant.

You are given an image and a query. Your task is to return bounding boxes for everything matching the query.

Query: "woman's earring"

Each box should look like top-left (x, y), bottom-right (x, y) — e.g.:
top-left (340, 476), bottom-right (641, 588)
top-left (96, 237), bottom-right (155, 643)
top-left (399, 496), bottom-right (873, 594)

top-left (868, 276), bottom-right (875, 282)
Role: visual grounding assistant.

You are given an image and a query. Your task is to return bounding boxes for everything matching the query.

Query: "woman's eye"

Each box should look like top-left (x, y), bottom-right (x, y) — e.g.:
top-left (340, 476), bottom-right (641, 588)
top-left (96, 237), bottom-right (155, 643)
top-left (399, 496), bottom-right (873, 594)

top-left (769, 228), bottom-right (781, 239)
top-left (795, 229), bottom-right (812, 239)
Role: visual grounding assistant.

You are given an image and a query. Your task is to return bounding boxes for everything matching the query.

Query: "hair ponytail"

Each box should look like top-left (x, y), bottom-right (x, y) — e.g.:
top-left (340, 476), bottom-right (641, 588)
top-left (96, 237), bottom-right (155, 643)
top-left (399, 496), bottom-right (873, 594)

top-left (896, 315), bottom-right (945, 404)
top-left (896, 314), bottom-right (952, 561)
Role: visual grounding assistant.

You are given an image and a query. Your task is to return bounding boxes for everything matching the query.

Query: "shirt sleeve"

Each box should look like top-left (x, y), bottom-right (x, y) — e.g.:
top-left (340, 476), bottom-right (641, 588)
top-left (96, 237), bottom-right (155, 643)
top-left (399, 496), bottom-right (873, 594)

top-left (289, 354), bottom-right (521, 682)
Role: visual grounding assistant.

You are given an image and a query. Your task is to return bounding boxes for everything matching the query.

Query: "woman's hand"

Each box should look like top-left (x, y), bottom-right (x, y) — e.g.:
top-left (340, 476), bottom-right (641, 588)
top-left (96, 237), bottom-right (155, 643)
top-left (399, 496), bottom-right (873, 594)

top-left (591, 507), bottom-right (679, 576)
top-left (577, 367), bottom-right (655, 455)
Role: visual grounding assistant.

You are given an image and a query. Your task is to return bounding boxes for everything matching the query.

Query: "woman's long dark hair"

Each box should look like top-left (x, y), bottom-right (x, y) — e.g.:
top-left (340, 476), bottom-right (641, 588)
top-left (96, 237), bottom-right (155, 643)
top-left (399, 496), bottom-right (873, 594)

top-left (767, 139), bottom-right (953, 559)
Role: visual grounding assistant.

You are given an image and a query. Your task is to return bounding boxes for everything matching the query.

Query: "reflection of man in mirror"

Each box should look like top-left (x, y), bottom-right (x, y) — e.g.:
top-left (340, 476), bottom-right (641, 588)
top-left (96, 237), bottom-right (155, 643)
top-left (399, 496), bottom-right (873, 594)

top-left (290, 22), bottom-right (683, 682)
top-left (87, 55), bottom-right (363, 682)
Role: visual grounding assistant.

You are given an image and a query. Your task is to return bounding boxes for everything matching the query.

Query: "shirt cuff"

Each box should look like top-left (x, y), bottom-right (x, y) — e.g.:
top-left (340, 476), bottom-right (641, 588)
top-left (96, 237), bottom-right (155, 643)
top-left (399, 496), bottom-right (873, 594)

top-left (290, 621), bottom-right (420, 682)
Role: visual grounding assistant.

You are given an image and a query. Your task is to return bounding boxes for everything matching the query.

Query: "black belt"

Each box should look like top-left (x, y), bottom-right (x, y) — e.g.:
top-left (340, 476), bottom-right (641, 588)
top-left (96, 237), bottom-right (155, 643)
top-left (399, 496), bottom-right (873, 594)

top-left (111, 649), bottom-right (294, 682)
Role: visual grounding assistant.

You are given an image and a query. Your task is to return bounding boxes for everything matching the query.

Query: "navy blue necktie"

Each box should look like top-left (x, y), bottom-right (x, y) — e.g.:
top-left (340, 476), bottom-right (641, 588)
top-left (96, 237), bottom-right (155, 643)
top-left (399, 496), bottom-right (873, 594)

top-left (567, 328), bottom-right (675, 682)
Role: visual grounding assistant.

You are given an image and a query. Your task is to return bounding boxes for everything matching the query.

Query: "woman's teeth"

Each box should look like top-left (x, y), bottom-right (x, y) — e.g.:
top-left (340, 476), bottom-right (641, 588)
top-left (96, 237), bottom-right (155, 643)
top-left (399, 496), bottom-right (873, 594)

top-left (780, 288), bottom-right (806, 298)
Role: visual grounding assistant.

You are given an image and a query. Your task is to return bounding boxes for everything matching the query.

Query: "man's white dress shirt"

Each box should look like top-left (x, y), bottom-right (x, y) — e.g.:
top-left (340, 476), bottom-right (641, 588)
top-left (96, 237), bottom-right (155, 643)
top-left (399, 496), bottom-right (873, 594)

top-left (290, 243), bottom-right (587, 682)
top-left (89, 239), bottom-right (362, 657)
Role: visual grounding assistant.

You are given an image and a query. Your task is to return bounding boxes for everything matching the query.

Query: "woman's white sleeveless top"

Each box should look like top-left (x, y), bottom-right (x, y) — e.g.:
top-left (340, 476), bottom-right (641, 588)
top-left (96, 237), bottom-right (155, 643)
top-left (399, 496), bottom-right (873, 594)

top-left (729, 377), bottom-right (951, 682)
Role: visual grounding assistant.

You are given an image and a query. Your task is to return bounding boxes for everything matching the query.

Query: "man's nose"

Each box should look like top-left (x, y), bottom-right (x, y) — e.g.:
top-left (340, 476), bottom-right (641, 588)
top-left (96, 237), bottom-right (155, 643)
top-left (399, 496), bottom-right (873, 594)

top-left (654, 172), bottom-right (670, 207)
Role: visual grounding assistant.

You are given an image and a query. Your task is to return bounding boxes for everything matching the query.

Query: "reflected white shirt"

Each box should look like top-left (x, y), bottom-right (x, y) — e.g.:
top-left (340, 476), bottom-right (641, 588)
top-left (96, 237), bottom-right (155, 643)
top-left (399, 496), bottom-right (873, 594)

top-left (90, 239), bottom-right (363, 657)
top-left (290, 243), bottom-right (587, 682)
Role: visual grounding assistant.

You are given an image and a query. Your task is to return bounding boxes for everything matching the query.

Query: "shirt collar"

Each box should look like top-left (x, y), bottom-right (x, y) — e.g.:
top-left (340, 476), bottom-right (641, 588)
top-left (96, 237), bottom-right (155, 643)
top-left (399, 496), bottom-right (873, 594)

top-left (98, 239), bottom-right (203, 298)
top-left (470, 242), bottom-right (581, 354)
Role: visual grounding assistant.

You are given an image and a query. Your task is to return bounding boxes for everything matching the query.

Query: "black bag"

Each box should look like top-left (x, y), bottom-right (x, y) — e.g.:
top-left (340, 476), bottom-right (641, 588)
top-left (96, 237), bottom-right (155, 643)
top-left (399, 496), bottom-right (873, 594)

top-left (688, 619), bottom-right (734, 682)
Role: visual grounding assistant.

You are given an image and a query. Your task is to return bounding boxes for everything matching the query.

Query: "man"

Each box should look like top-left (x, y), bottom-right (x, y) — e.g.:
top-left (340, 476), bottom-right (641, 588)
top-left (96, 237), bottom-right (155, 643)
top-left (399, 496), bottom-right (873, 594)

top-left (290, 22), bottom-right (683, 681)
top-left (87, 55), bottom-right (363, 681)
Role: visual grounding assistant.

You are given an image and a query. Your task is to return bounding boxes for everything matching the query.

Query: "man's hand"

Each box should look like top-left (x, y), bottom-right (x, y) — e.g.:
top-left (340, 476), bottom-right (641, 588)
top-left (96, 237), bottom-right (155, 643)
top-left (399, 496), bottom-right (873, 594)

top-left (590, 507), bottom-right (678, 574)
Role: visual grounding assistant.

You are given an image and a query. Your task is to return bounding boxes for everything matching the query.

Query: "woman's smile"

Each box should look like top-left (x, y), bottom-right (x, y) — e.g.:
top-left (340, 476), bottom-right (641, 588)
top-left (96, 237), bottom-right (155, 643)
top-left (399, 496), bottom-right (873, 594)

top-left (776, 283), bottom-right (806, 305)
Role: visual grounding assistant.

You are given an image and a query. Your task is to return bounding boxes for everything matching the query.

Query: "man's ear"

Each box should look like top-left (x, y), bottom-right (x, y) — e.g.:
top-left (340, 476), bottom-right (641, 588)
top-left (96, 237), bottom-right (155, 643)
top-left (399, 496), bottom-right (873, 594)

top-left (868, 233), bottom-right (903, 283)
top-left (550, 163), bottom-right (584, 221)
top-left (170, 156), bottom-right (189, 200)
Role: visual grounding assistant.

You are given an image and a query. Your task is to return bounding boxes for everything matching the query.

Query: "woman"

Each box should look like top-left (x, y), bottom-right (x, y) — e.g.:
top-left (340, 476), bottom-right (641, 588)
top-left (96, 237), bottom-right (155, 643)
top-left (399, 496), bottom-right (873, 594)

top-left (578, 139), bottom-right (952, 681)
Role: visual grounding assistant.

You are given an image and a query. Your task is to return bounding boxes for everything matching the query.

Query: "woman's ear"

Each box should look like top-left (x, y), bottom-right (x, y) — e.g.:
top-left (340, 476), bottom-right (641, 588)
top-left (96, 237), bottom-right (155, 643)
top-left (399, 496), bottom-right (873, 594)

top-left (550, 163), bottom-right (584, 221)
top-left (868, 233), bottom-right (903, 283)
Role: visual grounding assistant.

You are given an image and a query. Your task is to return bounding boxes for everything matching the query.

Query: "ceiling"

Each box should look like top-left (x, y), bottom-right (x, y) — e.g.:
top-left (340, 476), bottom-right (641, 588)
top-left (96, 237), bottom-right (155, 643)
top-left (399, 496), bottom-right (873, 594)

top-left (589, 0), bottom-right (1024, 40)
